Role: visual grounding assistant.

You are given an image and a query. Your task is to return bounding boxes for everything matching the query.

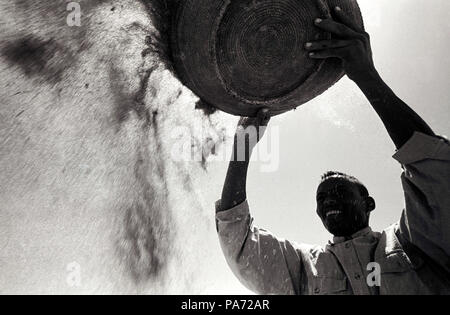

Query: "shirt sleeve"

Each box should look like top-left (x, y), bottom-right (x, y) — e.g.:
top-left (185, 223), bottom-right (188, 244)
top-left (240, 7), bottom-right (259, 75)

top-left (215, 199), bottom-right (312, 295)
top-left (393, 132), bottom-right (450, 270)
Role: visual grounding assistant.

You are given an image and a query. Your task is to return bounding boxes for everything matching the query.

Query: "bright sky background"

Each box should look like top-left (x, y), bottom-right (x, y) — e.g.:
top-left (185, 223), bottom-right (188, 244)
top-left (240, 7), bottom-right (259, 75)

top-left (204, 0), bottom-right (450, 293)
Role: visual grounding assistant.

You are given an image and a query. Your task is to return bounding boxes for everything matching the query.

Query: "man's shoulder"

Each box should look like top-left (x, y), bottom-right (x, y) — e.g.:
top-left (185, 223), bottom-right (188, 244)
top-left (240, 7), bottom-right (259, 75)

top-left (286, 240), bottom-right (325, 259)
top-left (376, 223), bottom-right (401, 256)
top-left (376, 222), bottom-right (427, 270)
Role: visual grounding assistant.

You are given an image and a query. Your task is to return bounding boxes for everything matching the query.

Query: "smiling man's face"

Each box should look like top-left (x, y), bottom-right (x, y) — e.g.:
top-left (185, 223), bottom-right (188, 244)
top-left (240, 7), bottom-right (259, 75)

top-left (316, 175), bottom-right (375, 237)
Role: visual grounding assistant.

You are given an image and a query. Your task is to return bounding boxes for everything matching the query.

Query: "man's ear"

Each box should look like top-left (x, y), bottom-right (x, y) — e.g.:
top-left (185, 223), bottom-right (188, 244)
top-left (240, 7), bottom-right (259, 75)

top-left (366, 196), bottom-right (376, 212)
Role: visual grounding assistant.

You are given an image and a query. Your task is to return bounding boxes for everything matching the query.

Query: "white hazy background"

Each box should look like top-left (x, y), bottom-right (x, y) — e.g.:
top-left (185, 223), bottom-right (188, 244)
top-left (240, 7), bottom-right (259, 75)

top-left (204, 0), bottom-right (450, 293)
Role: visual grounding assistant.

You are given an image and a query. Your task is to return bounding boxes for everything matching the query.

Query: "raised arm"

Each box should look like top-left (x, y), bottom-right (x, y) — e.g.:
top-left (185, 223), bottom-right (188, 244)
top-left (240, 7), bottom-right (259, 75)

top-left (218, 109), bottom-right (270, 212)
top-left (216, 109), bottom-right (313, 294)
top-left (307, 7), bottom-right (450, 271)
top-left (306, 6), bottom-right (435, 149)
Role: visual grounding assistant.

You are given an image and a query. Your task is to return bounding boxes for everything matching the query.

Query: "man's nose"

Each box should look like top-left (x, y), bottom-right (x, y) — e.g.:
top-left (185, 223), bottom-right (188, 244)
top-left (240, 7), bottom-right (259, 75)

top-left (324, 198), bottom-right (338, 207)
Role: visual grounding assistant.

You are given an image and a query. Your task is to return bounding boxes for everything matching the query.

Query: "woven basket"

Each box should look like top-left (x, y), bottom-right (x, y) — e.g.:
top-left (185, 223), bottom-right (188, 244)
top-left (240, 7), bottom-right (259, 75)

top-left (171, 0), bottom-right (364, 116)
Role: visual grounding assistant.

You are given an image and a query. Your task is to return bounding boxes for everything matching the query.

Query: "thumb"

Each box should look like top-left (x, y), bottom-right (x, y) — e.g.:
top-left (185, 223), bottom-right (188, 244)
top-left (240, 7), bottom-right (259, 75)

top-left (257, 108), bottom-right (271, 126)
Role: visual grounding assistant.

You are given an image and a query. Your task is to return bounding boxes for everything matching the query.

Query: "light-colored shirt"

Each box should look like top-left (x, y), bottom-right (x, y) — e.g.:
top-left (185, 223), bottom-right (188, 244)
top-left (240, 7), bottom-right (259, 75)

top-left (216, 132), bottom-right (450, 295)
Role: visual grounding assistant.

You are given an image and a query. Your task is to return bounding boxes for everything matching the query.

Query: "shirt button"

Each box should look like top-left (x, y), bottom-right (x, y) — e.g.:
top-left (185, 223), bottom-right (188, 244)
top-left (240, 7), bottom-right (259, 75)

top-left (355, 273), bottom-right (361, 280)
top-left (345, 243), bottom-right (351, 249)
top-left (314, 288), bottom-right (320, 294)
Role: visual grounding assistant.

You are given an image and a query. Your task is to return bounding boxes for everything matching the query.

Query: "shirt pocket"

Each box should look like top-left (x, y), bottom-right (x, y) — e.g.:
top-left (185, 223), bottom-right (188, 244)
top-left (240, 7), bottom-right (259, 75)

top-left (378, 252), bottom-right (427, 294)
top-left (379, 251), bottom-right (422, 273)
top-left (312, 276), bottom-right (349, 295)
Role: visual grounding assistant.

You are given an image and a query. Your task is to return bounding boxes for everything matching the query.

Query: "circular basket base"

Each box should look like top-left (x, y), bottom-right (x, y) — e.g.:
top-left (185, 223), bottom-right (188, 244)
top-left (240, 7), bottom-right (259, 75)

top-left (171, 0), bottom-right (364, 116)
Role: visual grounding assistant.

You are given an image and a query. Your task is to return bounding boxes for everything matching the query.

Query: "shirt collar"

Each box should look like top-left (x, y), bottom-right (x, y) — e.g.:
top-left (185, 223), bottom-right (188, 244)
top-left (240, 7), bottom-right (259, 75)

top-left (331, 227), bottom-right (373, 244)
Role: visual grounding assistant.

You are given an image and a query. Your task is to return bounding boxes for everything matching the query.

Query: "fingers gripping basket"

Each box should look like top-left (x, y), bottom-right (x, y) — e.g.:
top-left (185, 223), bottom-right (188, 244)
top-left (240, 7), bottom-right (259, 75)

top-left (171, 0), bottom-right (364, 116)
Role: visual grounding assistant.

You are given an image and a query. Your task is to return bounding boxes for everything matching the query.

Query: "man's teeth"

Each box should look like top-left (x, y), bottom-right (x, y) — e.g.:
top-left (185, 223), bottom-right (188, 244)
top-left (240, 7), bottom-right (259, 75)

top-left (326, 210), bottom-right (342, 217)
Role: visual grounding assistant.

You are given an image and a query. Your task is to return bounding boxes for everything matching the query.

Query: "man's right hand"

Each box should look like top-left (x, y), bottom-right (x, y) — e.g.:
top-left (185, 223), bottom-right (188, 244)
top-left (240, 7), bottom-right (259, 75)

top-left (233, 108), bottom-right (271, 161)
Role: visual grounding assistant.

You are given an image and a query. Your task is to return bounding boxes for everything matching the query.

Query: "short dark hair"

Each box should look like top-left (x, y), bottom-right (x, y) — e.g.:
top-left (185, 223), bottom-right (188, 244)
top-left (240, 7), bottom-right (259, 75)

top-left (321, 171), bottom-right (369, 197)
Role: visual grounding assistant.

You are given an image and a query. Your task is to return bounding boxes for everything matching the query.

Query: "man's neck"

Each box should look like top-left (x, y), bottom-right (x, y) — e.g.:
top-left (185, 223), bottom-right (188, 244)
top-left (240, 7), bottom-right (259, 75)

top-left (332, 226), bottom-right (373, 244)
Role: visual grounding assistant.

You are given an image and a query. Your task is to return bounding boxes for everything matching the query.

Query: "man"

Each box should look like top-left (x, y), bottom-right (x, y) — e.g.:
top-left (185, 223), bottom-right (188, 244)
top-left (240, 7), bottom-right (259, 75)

top-left (215, 7), bottom-right (450, 295)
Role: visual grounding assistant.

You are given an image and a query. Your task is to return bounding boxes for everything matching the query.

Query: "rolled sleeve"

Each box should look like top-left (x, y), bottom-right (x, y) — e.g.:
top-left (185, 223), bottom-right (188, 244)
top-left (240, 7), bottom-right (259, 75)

top-left (215, 200), bottom-right (306, 295)
top-left (393, 132), bottom-right (450, 270)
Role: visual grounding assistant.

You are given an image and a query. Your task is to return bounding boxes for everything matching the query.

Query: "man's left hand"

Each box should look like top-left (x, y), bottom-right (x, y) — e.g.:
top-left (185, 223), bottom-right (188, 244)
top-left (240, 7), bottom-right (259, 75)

top-left (306, 6), bottom-right (377, 83)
